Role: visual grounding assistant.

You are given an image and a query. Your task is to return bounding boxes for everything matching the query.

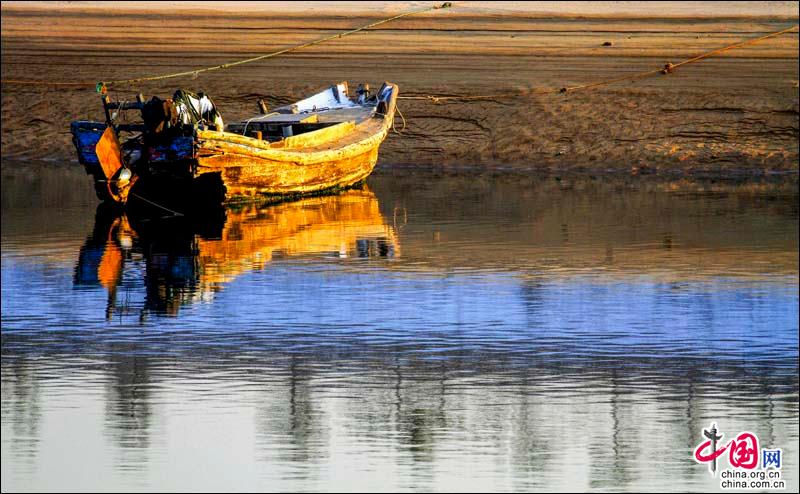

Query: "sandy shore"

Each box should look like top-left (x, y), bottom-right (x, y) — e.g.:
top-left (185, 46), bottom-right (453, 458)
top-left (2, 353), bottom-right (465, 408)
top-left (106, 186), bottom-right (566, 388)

top-left (1, 2), bottom-right (798, 175)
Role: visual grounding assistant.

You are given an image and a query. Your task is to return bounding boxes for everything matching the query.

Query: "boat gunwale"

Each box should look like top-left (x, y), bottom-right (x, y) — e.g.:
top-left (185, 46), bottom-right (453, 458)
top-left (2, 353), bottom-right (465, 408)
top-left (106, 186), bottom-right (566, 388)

top-left (196, 82), bottom-right (399, 159)
top-left (196, 123), bottom-right (388, 167)
top-left (196, 82), bottom-right (398, 166)
top-left (197, 119), bottom-right (364, 153)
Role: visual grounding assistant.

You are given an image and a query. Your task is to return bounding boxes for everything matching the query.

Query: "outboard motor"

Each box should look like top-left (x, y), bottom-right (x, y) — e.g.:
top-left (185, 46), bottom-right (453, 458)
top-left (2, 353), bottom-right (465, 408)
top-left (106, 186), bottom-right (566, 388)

top-left (141, 96), bottom-right (179, 142)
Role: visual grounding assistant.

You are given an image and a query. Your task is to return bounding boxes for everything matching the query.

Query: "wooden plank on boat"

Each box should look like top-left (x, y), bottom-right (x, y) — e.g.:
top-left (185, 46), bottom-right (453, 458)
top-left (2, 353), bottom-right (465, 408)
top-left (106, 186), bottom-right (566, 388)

top-left (197, 121), bottom-right (383, 166)
top-left (283, 121), bottom-right (356, 149)
top-left (246, 113), bottom-right (320, 125)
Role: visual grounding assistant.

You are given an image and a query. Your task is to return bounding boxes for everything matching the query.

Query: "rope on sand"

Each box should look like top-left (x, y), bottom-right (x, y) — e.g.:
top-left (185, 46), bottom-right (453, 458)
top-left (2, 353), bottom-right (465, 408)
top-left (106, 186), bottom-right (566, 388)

top-left (0, 79), bottom-right (96, 86)
top-left (398, 88), bottom-right (555, 103)
top-left (392, 106), bottom-right (408, 134)
top-left (1, 12), bottom-right (794, 107)
top-left (560, 23), bottom-right (799, 93)
top-left (396, 24), bottom-right (799, 103)
top-left (0, 3), bottom-right (452, 89)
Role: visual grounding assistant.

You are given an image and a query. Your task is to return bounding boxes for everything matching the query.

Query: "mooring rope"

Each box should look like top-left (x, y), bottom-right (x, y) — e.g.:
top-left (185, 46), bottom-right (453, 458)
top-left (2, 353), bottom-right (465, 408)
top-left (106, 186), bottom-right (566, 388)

top-left (129, 191), bottom-right (185, 217)
top-left (392, 105), bottom-right (408, 134)
top-left (560, 23), bottom-right (799, 93)
top-left (668, 24), bottom-right (799, 71)
top-left (0, 2), bottom-right (452, 89)
top-left (0, 79), bottom-right (96, 86)
top-left (0, 11), bottom-right (795, 112)
top-left (396, 24), bottom-right (799, 102)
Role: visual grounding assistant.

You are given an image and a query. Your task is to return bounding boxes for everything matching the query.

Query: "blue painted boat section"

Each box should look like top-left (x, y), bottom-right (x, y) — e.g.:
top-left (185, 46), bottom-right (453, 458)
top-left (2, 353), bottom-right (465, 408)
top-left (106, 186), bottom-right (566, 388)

top-left (70, 121), bottom-right (106, 167)
top-left (148, 136), bottom-right (195, 162)
top-left (71, 121), bottom-right (196, 168)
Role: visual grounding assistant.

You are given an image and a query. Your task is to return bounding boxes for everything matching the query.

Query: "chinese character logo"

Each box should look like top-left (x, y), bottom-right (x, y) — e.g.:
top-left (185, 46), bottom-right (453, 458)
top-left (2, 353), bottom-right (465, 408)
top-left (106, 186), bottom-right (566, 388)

top-left (729, 432), bottom-right (759, 469)
top-left (694, 423), bottom-right (759, 476)
top-left (695, 422), bottom-right (725, 475)
top-left (763, 449), bottom-right (782, 470)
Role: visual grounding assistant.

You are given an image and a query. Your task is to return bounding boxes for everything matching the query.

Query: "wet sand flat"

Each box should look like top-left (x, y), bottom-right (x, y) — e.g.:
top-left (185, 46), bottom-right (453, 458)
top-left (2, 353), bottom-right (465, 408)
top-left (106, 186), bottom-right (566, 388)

top-left (1, 2), bottom-right (798, 174)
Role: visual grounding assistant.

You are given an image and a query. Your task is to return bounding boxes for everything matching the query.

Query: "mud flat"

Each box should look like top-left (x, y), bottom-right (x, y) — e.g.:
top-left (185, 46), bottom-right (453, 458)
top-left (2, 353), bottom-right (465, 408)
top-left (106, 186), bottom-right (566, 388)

top-left (1, 2), bottom-right (798, 175)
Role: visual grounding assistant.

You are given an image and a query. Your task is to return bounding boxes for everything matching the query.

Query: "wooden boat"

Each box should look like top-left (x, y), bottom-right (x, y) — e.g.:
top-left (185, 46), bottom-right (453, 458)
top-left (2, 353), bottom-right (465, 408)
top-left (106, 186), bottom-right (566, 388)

top-left (71, 81), bottom-right (399, 206)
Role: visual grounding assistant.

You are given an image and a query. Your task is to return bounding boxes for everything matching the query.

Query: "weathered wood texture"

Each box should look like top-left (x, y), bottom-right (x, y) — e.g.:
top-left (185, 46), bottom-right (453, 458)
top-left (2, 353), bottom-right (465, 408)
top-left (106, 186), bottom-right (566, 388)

top-left (195, 83), bottom-right (398, 197)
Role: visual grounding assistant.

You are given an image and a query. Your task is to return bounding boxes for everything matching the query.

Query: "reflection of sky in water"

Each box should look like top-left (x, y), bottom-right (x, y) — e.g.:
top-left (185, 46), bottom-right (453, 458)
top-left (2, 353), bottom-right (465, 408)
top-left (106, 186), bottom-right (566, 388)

top-left (3, 262), bottom-right (797, 363)
top-left (1, 169), bottom-right (798, 492)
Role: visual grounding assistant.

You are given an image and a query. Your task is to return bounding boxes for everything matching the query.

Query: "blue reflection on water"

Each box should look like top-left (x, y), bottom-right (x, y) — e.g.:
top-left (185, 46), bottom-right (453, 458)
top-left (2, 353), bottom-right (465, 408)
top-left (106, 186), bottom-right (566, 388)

top-left (1, 171), bottom-right (798, 492)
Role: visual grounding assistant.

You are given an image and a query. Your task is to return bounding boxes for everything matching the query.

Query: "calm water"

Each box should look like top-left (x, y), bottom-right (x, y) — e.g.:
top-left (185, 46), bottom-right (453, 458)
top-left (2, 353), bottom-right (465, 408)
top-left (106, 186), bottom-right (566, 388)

top-left (2, 164), bottom-right (798, 492)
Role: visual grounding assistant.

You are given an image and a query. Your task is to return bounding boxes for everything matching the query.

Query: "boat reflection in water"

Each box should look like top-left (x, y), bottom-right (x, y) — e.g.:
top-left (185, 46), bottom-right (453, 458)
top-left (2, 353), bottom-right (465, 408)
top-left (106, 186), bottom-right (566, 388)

top-left (74, 187), bottom-right (398, 318)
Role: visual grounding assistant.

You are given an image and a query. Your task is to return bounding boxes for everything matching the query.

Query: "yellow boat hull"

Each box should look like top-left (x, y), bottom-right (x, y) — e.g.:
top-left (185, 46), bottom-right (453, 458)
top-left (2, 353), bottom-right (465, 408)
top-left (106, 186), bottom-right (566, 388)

top-left (194, 82), bottom-right (397, 201)
top-left (195, 126), bottom-right (385, 199)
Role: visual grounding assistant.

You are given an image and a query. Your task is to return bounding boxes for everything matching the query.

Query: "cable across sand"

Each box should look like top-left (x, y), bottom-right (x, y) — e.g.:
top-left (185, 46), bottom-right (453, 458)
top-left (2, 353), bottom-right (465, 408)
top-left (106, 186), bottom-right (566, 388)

top-left (1, 2), bottom-right (798, 174)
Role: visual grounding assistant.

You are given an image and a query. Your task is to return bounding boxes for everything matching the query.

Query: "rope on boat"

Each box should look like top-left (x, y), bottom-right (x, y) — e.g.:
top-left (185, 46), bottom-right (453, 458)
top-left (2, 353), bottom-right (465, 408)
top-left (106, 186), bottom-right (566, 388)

top-left (129, 192), bottom-right (185, 217)
top-left (392, 106), bottom-right (408, 134)
top-left (0, 2), bottom-right (453, 89)
top-left (396, 24), bottom-right (799, 103)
